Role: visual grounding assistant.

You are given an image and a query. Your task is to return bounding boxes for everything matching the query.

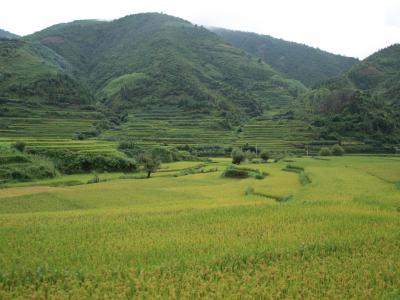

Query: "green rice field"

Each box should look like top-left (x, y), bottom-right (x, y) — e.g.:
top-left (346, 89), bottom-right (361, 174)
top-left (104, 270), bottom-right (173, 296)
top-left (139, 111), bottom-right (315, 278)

top-left (0, 156), bottom-right (399, 298)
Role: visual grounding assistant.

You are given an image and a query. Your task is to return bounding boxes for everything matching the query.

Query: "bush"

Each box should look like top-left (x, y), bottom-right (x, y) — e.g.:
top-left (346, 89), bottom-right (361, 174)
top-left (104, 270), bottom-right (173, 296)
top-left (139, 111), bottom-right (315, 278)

top-left (87, 172), bottom-right (100, 184)
top-left (331, 144), bottom-right (345, 156)
top-left (0, 154), bottom-right (30, 164)
top-left (231, 148), bottom-right (245, 165)
top-left (222, 166), bottom-right (250, 178)
top-left (151, 146), bottom-right (174, 163)
top-left (245, 150), bottom-right (256, 162)
top-left (0, 158), bottom-right (58, 182)
top-left (27, 149), bottom-right (138, 174)
top-left (222, 165), bottom-right (266, 179)
top-left (12, 141), bottom-right (26, 152)
top-left (318, 147), bottom-right (331, 156)
top-left (260, 150), bottom-right (269, 161)
top-left (244, 186), bottom-right (255, 195)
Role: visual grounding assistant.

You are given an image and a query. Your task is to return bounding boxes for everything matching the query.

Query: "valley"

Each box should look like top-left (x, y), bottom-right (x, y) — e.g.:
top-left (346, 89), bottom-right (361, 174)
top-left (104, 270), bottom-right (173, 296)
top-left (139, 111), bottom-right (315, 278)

top-left (0, 10), bottom-right (399, 299)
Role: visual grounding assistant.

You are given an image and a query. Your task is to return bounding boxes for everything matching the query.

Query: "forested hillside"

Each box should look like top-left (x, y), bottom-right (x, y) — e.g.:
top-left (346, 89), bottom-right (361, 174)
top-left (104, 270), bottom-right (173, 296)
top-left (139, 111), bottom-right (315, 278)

top-left (0, 29), bottom-right (19, 39)
top-left (0, 39), bottom-right (91, 104)
top-left (211, 28), bottom-right (359, 86)
top-left (28, 13), bottom-right (306, 118)
top-left (0, 13), bottom-right (398, 153)
top-left (296, 44), bottom-right (400, 152)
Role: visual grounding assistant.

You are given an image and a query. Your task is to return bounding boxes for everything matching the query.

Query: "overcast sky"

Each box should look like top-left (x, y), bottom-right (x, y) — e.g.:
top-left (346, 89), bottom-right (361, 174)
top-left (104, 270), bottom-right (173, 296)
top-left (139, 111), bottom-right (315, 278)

top-left (2, 0), bottom-right (400, 59)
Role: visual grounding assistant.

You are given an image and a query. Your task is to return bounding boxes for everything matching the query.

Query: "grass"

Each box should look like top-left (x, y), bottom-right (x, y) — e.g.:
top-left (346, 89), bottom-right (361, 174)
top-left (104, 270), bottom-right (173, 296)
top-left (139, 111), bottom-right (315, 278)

top-left (0, 156), bottom-right (399, 298)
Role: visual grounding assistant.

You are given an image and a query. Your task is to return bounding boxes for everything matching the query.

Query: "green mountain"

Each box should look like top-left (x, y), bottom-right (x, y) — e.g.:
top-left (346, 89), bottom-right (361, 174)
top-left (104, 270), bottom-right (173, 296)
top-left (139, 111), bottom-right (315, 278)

top-left (27, 13), bottom-right (306, 117)
top-left (0, 29), bottom-right (19, 39)
top-left (211, 28), bottom-right (359, 87)
top-left (0, 39), bottom-right (98, 140)
top-left (2, 13), bottom-right (398, 154)
top-left (0, 39), bottom-right (91, 104)
top-left (296, 44), bottom-right (400, 151)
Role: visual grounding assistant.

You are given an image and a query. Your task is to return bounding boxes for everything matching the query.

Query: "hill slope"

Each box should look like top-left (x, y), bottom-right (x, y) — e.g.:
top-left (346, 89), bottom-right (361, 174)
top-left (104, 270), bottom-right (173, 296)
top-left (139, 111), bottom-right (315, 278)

top-left (28, 14), bottom-right (306, 117)
top-left (0, 29), bottom-right (19, 39)
top-left (0, 39), bottom-right (91, 104)
top-left (211, 28), bottom-right (359, 87)
top-left (296, 44), bottom-right (400, 152)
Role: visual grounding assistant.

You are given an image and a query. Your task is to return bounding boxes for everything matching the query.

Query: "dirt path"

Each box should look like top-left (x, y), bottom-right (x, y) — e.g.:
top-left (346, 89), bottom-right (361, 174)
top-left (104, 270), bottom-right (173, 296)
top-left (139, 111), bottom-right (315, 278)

top-left (0, 186), bottom-right (68, 199)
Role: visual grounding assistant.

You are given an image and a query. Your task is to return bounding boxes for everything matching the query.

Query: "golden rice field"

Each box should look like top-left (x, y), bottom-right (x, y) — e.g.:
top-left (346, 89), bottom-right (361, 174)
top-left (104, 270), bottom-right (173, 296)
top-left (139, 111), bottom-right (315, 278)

top-left (0, 156), bottom-right (399, 299)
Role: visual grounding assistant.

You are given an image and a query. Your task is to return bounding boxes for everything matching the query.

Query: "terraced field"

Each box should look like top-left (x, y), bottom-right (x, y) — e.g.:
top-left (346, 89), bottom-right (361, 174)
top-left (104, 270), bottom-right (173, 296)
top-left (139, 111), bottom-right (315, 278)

top-left (0, 156), bottom-right (399, 298)
top-left (0, 98), bottom-right (98, 139)
top-left (101, 108), bottom-right (320, 153)
top-left (0, 138), bottom-right (117, 153)
top-left (0, 98), bottom-right (385, 155)
top-left (101, 108), bottom-right (238, 147)
top-left (234, 111), bottom-right (316, 154)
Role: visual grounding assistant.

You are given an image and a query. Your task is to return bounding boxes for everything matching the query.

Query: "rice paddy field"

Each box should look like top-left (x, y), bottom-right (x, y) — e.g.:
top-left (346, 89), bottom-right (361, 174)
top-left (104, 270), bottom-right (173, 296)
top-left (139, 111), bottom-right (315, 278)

top-left (0, 156), bottom-right (399, 299)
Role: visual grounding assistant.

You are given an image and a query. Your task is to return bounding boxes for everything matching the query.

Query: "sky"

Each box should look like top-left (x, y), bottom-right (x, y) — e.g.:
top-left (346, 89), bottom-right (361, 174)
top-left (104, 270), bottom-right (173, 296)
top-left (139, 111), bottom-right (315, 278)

top-left (1, 0), bottom-right (400, 59)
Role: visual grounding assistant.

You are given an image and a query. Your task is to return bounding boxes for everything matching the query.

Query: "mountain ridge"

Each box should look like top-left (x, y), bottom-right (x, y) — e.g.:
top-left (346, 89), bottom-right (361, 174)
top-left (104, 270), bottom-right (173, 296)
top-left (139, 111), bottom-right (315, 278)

top-left (211, 27), bottom-right (359, 86)
top-left (295, 44), bottom-right (400, 151)
top-left (26, 13), bottom-right (306, 117)
top-left (0, 28), bottom-right (19, 39)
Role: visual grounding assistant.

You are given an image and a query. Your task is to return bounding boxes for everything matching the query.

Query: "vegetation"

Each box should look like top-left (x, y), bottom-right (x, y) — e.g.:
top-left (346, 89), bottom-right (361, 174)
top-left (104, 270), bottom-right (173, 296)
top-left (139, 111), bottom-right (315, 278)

top-left (0, 39), bottom-right (92, 104)
top-left (211, 28), bottom-right (359, 86)
top-left (231, 148), bottom-right (246, 164)
top-left (12, 141), bottom-right (26, 152)
top-left (222, 164), bottom-right (266, 179)
top-left (318, 147), bottom-right (332, 156)
top-left (26, 13), bottom-right (306, 118)
top-left (331, 144), bottom-right (345, 156)
top-left (140, 154), bottom-right (161, 178)
top-left (260, 150), bottom-right (269, 161)
top-left (296, 44), bottom-right (400, 152)
top-left (0, 29), bottom-right (19, 39)
top-left (0, 156), bottom-right (399, 298)
top-left (0, 10), bottom-right (399, 300)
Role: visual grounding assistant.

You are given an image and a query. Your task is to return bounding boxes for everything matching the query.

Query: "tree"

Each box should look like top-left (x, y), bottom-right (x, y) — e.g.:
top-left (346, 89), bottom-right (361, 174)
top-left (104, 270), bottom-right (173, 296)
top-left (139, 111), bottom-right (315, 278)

top-left (141, 155), bottom-right (161, 178)
top-left (318, 147), bottom-right (331, 156)
top-left (260, 150), bottom-right (269, 161)
top-left (331, 144), bottom-right (345, 156)
top-left (231, 148), bottom-right (245, 165)
top-left (12, 141), bottom-right (26, 152)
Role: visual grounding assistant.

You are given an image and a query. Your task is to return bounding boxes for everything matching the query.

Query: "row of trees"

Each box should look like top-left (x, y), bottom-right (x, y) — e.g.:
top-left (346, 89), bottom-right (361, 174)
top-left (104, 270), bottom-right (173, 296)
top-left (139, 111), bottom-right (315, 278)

top-left (11, 141), bottom-right (162, 178)
top-left (231, 143), bottom-right (345, 165)
top-left (231, 148), bottom-right (270, 165)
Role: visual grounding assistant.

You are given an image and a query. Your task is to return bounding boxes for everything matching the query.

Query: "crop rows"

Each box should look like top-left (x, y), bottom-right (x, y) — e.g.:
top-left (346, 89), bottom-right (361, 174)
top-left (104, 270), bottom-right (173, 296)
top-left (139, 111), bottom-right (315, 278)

top-left (101, 108), bottom-right (237, 147)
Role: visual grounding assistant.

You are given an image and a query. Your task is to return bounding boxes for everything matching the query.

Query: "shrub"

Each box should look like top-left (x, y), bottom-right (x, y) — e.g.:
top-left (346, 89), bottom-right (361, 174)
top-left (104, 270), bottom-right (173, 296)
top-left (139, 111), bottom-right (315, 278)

top-left (118, 140), bottom-right (137, 150)
top-left (87, 172), bottom-right (100, 184)
top-left (318, 147), bottom-right (331, 156)
top-left (222, 166), bottom-right (250, 178)
top-left (244, 186), bottom-right (255, 195)
top-left (12, 141), bottom-right (26, 152)
top-left (222, 165), bottom-right (266, 180)
top-left (0, 158), bottom-right (58, 182)
top-left (260, 150), bottom-right (269, 161)
top-left (0, 154), bottom-right (30, 164)
top-left (245, 150), bottom-right (256, 162)
top-left (231, 148), bottom-right (245, 165)
top-left (27, 149), bottom-right (138, 174)
top-left (151, 147), bottom-right (173, 163)
top-left (331, 144), bottom-right (345, 156)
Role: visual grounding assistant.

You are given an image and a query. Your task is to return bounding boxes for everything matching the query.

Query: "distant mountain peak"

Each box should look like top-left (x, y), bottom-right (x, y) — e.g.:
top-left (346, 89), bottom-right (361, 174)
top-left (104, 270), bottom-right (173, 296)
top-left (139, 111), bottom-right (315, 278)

top-left (0, 28), bottom-right (19, 39)
top-left (211, 27), bottom-right (359, 86)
